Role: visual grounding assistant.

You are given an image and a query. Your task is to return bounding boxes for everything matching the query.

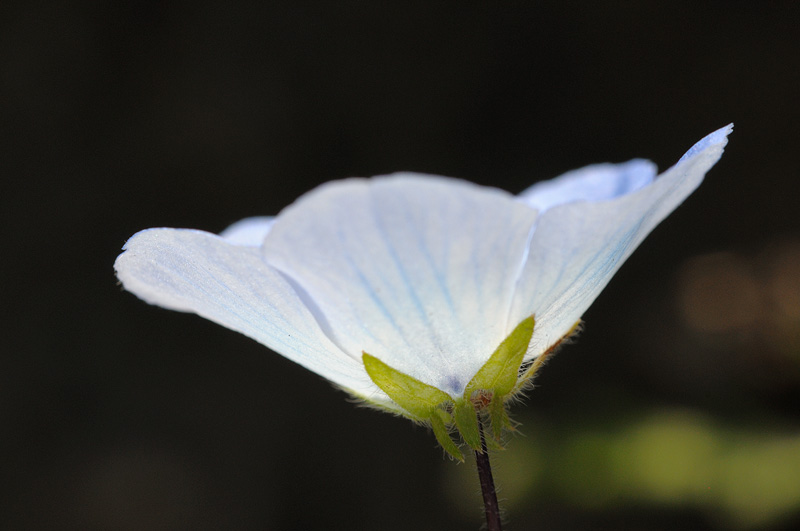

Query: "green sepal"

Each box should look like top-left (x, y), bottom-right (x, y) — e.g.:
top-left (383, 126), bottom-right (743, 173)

top-left (362, 352), bottom-right (464, 459)
top-left (361, 316), bottom-right (539, 457)
top-left (363, 352), bottom-right (453, 420)
top-left (483, 427), bottom-right (505, 451)
top-left (511, 319), bottom-right (580, 396)
top-left (431, 409), bottom-right (464, 461)
top-left (453, 400), bottom-right (482, 450)
top-left (465, 315), bottom-right (535, 398)
top-left (489, 395), bottom-right (511, 440)
top-left (459, 316), bottom-right (535, 445)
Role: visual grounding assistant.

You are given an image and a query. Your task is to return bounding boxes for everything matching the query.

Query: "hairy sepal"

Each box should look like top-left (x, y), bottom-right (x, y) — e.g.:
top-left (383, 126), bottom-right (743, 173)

top-left (463, 316), bottom-right (535, 441)
top-left (363, 352), bottom-right (452, 420)
top-left (466, 315), bottom-right (534, 397)
top-left (363, 352), bottom-right (463, 460)
top-left (361, 316), bottom-right (538, 457)
top-left (511, 319), bottom-right (582, 396)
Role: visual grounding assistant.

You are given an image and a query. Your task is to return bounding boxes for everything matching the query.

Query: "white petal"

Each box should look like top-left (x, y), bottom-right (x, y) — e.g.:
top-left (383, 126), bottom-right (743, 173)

top-left (263, 174), bottom-right (539, 397)
top-left (509, 124), bottom-right (733, 357)
top-left (114, 228), bottom-right (384, 401)
top-left (518, 159), bottom-right (657, 212)
top-left (219, 216), bottom-right (275, 246)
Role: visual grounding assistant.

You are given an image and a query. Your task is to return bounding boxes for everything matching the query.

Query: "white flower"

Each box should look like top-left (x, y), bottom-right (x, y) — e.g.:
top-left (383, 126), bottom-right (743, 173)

top-left (115, 125), bottom-right (731, 456)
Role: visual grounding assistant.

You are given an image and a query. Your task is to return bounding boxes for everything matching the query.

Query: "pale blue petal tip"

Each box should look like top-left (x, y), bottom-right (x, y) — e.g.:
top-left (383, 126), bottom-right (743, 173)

top-left (678, 123), bottom-right (733, 163)
top-left (219, 216), bottom-right (276, 246)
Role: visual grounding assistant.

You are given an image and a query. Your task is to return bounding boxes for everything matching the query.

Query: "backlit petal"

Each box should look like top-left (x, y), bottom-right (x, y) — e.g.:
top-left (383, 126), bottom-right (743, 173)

top-left (219, 216), bottom-right (275, 246)
top-left (518, 159), bottom-right (657, 212)
top-left (509, 124), bottom-right (733, 357)
top-left (262, 174), bottom-right (539, 397)
top-left (114, 228), bottom-right (384, 401)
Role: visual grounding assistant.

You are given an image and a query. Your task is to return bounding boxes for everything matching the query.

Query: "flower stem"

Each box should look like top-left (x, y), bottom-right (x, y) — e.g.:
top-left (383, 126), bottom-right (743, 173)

top-left (475, 414), bottom-right (502, 531)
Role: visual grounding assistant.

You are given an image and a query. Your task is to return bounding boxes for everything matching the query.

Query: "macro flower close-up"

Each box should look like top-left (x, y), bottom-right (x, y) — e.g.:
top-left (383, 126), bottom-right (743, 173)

top-left (8, 3), bottom-right (800, 529)
top-left (115, 125), bottom-right (732, 468)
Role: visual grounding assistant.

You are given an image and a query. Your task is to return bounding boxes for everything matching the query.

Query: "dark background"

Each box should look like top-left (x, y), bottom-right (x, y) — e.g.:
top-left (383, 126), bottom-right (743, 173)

top-left (3, 2), bottom-right (799, 530)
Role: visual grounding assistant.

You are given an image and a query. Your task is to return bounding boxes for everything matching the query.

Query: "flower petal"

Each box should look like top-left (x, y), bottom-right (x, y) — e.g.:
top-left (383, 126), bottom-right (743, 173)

top-left (518, 159), bottom-right (657, 212)
top-left (509, 124), bottom-right (733, 357)
top-left (114, 228), bottom-right (382, 400)
top-left (219, 216), bottom-right (275, 246)
top-left (262, 174), bottom-right (539, 397)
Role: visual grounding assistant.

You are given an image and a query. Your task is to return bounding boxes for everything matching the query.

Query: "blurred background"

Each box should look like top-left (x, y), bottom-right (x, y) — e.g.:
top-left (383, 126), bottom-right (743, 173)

top-left (2, 2), bottom-right (799, 530)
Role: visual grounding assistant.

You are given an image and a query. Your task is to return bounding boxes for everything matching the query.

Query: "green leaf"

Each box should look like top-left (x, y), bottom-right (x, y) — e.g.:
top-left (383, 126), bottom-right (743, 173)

top-left (362, 352), bottom-right (453, 420)
top-left (465, 315), bottom-right (535, 398)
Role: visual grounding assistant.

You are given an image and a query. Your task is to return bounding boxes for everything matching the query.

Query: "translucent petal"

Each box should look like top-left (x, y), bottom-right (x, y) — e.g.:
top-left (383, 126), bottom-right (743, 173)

top-left (114, 228), bottom-right (383, 400)
top-left (219, 216), bottom-right (275, 246)
top-left (263, 174), bottom-right (539, 397)
top-left (509, 124), bottom-right (733, 357)
top-left (518, 159), bottom-right (657, 213)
